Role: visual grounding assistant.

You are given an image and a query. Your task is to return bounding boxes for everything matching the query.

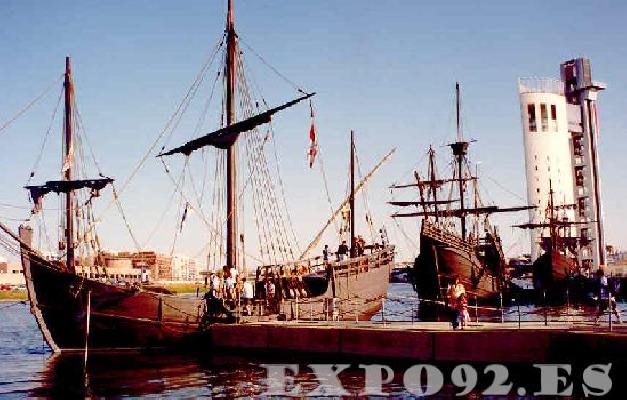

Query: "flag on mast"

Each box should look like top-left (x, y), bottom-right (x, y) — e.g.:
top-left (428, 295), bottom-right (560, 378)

top-left (308, 102), bottom-right (318, 168)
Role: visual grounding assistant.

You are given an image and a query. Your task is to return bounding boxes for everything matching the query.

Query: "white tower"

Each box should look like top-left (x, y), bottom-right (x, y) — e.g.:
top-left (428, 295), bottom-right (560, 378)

top-left (518, 58), bottom-right (606, 271)
top-left (518, 78), bottom-right (577, 261)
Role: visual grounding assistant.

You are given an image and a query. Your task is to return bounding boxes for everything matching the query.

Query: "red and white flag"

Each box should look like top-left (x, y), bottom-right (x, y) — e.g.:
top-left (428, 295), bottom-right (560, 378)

top-left (308, 105), bottom-right (318, 168)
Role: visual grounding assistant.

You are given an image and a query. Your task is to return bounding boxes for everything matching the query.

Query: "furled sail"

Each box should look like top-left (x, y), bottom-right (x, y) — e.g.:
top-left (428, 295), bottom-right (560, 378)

top-left (158, 92), bottom-right (315, 156)
top-left (25, 178), bottom-right (113, 212)
top-left (388, 199), bottom-right (458, 207)
top-left (392, 205), bottom-right (535, 218)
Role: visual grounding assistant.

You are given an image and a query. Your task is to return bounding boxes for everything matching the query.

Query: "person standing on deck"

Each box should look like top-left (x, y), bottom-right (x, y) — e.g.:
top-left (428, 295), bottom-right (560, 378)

top-left (242, 277), bottom-right (254, 316)
top-left (337, 241), bottom-right (349, 261)
top-left (323, 244), bottom-right (329, 265)
top-left (357, 235), bottom-right (366, 256)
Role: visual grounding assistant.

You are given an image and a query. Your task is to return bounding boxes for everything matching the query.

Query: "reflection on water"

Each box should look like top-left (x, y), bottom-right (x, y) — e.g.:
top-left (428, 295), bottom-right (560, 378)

top-left (1, 284), bottom-right (625, 398)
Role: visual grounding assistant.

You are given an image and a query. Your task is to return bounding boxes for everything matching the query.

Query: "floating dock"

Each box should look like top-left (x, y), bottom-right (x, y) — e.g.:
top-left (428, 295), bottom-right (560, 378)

top-left (207, 322), bottom-right (626, 363)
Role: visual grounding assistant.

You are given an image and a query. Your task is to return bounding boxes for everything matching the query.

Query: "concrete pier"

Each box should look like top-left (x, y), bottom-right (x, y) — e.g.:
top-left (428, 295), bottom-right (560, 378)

top-left (208, 322), bottom-right (627, 363)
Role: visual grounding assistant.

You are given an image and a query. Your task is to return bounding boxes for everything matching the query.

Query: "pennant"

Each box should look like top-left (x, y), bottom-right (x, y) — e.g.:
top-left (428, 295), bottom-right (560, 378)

top-left (307, 102), bottom-right (318, 168)
top-left (61, 138), bottom-right (74, 174)
top-left (180, 202), bottom-right (191, 232)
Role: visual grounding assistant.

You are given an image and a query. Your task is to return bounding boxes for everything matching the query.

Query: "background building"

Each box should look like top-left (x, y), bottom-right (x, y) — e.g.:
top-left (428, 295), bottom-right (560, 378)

top-left (171, 255), bottom-right (199, 282)
top-left (0, 257), bottom-right (25, 287)
top-left (519, 58), bottom-right (606, 270)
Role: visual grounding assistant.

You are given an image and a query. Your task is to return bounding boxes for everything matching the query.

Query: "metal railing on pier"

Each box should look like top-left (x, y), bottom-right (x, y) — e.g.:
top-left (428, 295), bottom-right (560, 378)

top-left (222, 292), bottom-right (625, 334)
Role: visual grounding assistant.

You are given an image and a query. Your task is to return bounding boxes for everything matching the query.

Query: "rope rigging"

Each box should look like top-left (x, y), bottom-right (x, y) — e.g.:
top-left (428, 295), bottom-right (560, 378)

top-left (0, 74), bottom-right (63, 136)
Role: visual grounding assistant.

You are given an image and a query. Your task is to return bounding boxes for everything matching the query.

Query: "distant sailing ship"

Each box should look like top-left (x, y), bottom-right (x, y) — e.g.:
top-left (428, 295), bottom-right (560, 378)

top-left (391, 83), bottom-right (534, 306)
top-left (0, 0), bottom-right (394, 352)
top-left (515, 182), bottom-right (586, 300)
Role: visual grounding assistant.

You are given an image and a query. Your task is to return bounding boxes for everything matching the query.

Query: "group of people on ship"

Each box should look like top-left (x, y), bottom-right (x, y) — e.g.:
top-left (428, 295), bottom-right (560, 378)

top-left (323, 235), bottom-right (382, 263)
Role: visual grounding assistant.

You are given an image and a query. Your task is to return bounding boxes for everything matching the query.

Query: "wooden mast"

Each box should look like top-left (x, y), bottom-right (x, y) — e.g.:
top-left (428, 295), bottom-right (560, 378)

top-left (349, 130), bottom-right (355, 257)
top-left (63, 56), bottom-right (75, 272)
top-left (226, 0), bottom-right (237, 268)
top-left (428, 146), bottom-right (439, 222)
top-left (451, 82), bottom-right (468, 240)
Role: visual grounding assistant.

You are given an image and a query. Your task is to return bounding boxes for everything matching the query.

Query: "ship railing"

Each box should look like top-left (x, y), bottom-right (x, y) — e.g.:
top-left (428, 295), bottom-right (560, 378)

top-left (422, 221), bottom-right (474, 253)
top-left (234, 294), bottom-right (381, 322)
top-left (255, 245), bottom-right (394, 279)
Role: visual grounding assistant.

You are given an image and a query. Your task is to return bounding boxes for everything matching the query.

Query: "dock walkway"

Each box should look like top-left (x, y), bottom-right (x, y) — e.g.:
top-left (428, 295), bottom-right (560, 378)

top-left (207, 321), bottom-right (626, 363)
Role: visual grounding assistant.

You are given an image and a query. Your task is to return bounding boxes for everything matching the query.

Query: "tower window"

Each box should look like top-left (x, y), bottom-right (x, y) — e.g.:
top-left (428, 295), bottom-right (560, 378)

top-left (550, 104), bottom-right (558, 131)
top-left (578, 198), bottom-right (586, 217)
top-left (540, 103), bottom-right (549, 132)
top-left (527, 104), bottom-right (536, 132)
top-left (575, 168), bottom-right (584, 187)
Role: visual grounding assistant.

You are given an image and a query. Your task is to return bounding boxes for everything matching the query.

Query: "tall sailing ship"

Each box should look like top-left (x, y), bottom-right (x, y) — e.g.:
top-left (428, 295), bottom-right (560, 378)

top-left (391, 83), bottom-right (533, 305)
top-left (0, 0), bottom-right (394, 352)
top-left (515, 182), bottom-right (585, 301)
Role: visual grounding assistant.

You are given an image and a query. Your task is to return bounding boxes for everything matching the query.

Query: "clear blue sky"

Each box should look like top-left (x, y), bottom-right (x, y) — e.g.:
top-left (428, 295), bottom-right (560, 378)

top-left (1, 0), bottom-right (626, 264)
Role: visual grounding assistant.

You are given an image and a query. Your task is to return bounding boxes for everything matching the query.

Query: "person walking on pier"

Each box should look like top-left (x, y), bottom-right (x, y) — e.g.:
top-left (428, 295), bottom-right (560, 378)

top-left (594, 269), bottom-right (621, 324)
top-left (457, 293), bottom-right (470, 329)
top-left (448, 277), bottom-right (466, 329)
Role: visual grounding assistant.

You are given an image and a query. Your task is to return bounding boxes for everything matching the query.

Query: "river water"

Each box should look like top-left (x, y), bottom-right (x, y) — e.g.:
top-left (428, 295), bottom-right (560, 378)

top-left (0, 284), bottom-right (624, 398)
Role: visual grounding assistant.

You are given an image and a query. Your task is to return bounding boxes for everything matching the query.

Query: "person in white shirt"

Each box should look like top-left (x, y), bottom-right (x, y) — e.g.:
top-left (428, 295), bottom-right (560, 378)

top-left (242, 277), bottom-right (254, 315)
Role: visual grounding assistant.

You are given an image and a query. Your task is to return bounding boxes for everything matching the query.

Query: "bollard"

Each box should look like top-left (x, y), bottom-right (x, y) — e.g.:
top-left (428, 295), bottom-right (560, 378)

top-left (566, 288), bottom-right (570, 324)
top-left (608, 296), bottom-right (613, 332)
top-left (84, 290), bottom-right (91, 370)
top-left (380, 299), bottom-right (385, 327)
top-left (517, 295), bottom-right (521, 330)
top-left (499, 291), bottom-right (504, 324)
top-left (543, 290), bottom-right (548, 327)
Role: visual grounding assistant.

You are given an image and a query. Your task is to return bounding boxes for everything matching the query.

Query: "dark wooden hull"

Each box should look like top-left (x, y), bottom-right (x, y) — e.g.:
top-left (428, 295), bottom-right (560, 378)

top-left (532, 250), bottom-right (577, 290)
top-left (260, 246), bottom-right (395, 321)
top-left (413, 222), bottom-right (502, 303)
top-left (532, 249), bottom-right (587, 304)
top-left (20, 224), bottom-right (394, 351)
top-left (21, 252), bottom-right (205, 352)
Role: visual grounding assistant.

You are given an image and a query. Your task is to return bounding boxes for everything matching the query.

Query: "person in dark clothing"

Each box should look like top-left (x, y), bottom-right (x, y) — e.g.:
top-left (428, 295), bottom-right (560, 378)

top-left (594, 268), bottom-right (621, 324)
top-left (337, 241), bottom-right (349, 261)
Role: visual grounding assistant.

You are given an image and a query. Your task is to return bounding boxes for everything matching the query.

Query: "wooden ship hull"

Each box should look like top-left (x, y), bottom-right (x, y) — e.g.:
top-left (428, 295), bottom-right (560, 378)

top-left (532, 249), bottom-right (577, 289)
top-left (531, 248), bottom-right (587, 303)
top-left (19, 222), bottom-right (394, 351)
top-left (19, 227), bottom-right (206, 352)
top-left (413, 221), bottom-right (502, 304)
top-left (284, 247), bottom-right (394, 321)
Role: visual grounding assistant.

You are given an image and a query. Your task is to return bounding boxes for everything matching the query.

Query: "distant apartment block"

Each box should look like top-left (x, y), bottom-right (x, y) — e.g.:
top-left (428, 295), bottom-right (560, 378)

top-left (0, 258), bottom-right (25, 286)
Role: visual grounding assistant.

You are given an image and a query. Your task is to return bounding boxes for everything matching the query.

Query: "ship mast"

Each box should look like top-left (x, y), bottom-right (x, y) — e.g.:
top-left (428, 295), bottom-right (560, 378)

top-left (450, 82), bottom-right (468, 239)
top-left (548, 180), bottom-right (557, 252)
top-left (349, 130), bottom-right (356, 257)
top-left (226, 0), bottom-right (237, 268)
top-left (428, 146), bottom-right (439, 222)
top-left (63, 56), bottom-right (75, 272)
